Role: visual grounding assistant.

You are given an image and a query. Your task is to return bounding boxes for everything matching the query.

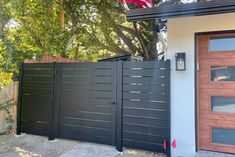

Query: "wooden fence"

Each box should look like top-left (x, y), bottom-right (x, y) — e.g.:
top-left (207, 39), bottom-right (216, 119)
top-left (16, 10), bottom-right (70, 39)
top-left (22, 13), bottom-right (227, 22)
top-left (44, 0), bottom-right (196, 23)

top-left (0, 82), bottom-right (18, 133)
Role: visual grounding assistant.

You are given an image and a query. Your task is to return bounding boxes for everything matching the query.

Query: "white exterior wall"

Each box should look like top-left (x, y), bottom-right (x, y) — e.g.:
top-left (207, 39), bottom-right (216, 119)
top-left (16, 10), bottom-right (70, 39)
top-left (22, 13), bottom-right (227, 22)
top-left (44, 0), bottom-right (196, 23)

top-left (166, 13), bottom-right (235, 157)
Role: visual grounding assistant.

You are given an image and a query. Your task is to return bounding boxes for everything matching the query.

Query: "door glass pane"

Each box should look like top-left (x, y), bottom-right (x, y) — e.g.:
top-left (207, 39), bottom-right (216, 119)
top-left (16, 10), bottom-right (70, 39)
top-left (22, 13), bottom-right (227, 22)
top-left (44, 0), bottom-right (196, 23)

top-left (211, 96), bottom-right (235, 113)
top-left (211, 66), bottom-right (235, 81)
top-left (210, 37), bottom-right (235, 51)
top-left (212, 128), bottom-right (235, 145)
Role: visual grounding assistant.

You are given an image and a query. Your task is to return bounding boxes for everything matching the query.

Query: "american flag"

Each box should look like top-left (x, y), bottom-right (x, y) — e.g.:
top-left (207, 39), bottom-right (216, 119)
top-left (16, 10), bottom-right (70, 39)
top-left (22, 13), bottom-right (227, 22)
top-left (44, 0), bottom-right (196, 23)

top-left (121, 0), bottom-right (153, 8)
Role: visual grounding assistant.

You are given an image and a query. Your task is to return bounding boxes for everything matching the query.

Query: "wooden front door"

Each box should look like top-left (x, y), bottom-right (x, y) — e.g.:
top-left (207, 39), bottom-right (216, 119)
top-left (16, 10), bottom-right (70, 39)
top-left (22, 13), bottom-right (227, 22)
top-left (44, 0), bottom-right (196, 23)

top-left (198, 33), bottom-right (235, 154)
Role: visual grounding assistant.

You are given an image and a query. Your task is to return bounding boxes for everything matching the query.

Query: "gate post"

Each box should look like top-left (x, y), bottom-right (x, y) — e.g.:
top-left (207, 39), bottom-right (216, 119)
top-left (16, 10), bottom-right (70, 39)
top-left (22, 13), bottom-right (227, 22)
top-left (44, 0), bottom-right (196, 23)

top-left (49, 62), bottom-right (56, 140)
top-left (49, 62), bottom-right (61, 140)
top-left (116, 61), bottom-right (123, 152)
top-left (16, 63), bottom-right (24, 135)
top-left (166, 60), bottom-right (171, 157)
top-left (53, 63), bottom-right (61, 138)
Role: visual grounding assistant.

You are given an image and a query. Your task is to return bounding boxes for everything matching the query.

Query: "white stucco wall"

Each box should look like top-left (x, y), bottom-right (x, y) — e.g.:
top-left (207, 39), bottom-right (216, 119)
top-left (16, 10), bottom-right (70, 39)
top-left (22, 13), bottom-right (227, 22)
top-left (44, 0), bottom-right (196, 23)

top-left (166, 13), bottom-right (235, 157)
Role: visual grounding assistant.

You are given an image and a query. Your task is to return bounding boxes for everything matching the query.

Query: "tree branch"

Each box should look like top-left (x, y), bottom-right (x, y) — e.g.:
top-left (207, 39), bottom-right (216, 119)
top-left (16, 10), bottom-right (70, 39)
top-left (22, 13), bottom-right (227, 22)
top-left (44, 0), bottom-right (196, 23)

top-left (133, 22), bottom-right (149, 60)
top-left (91, 31), bottom-right (130, 55)
top-left (117, 25), bottom-right (138, 37)
top-left (112, 25), bottom-right (139, 53)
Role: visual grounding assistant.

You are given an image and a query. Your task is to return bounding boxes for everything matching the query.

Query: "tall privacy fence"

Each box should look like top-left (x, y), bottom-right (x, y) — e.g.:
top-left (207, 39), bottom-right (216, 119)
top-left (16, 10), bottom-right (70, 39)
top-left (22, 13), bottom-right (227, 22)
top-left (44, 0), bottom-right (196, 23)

top-left (0, 82), bottom-right (18, 134)
top-left (17, 61), bottom-right (171, 156)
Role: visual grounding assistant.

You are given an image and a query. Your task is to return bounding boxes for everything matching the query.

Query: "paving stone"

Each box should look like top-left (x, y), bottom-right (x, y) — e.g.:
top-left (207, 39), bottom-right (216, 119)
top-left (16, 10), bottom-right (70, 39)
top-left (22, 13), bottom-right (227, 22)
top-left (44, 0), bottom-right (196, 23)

top-left (197, 151), bottom-right (235, 157)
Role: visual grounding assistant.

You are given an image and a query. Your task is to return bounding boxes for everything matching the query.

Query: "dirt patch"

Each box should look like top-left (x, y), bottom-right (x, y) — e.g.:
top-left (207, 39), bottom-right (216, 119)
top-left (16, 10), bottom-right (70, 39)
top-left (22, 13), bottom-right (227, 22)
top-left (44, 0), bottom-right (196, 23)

top-left (0, 134), bottom-right (166, 157)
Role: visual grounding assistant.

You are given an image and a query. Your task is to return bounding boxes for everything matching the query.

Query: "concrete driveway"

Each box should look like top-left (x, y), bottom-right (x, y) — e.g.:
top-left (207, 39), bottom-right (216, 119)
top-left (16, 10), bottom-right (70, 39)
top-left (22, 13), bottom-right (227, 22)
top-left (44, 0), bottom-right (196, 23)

top-left (0, 134), bottom-right (166, 157)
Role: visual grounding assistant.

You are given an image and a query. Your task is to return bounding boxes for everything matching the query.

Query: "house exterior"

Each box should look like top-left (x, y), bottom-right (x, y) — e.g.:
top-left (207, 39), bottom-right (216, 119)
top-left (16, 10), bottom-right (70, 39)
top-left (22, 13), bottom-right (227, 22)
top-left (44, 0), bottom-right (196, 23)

top-left (127, 0), bottom-right (235, 157)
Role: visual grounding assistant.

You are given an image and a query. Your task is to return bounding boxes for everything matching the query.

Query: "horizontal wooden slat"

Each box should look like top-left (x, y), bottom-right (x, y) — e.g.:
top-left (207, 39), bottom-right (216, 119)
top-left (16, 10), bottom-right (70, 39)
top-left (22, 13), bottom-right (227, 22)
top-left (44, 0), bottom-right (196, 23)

top-left (123, 132), bottom-right (165, 144)
top-left (61, 97), bottom-right (112, 106)
top-left (123, 100), bottom-right (166, 110)
top-left (62, 69), bottom-right (113, 76)
top-left (22, 82), bottom-right (53, 89)
top-left (24, 63), bottom-right (53, 69)
top-left (21, 113), bottom-right (50, 121)
top-left (62, 62), bottom-right (115, 69)
top-left (61, 76), bottom-right (112, 83)
top-left (123, 92), bottom-right (166, 101)
top-left (24, 69), bottom-right (53, 76)
top-left (60, 104), bottom-right (112, 114)
top-left (123, 124), bottom-right (167, 136)
top-left (123, 84), bottom-right (166, 93)
top-left (123, 77), bottom-right (166, 84)
top-left (123, 108), bottom-right (166, 119)
top-left (123, 116), bottom-right (167, 128)
top-left (61, 82), bottom-right (112, 91)
top-left (61, 90), bottom-right (112, 99)
top-left (60, 111), bottom-right (111, 121)
top-left (22, 95), bottom-right (52, 103)
top-left (22, 88), bottom-right (52, 97)
top-left (123, 69), bottom-right (166, 77)
top-left (123, 61), bottom-right (168, 69)
top-left (21, 103), bottom-right (51, 114)
top-left (21, 120), bottom-right (49, 129)
top-left (59, 126), bottom-right (112, 145)
top-left (22, 96), bottom-right (52, 105)
top-left (59, 124), bottom-right (111, 136)
top-left (23, 75), bottom-right (53, 82)
top-left (60, 118), bottom-right (111, 129)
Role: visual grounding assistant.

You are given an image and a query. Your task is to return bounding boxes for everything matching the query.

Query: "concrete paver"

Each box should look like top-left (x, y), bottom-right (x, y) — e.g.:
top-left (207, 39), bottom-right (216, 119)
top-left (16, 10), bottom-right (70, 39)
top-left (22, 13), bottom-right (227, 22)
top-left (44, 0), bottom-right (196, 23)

top-left (197, 151), bottom-right (235, 157)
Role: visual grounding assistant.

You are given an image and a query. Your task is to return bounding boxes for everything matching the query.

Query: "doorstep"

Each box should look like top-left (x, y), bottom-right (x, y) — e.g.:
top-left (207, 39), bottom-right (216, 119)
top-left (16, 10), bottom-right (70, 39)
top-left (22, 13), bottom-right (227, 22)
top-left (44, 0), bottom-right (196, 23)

top-left (197, 151), bottom-right (235, 157)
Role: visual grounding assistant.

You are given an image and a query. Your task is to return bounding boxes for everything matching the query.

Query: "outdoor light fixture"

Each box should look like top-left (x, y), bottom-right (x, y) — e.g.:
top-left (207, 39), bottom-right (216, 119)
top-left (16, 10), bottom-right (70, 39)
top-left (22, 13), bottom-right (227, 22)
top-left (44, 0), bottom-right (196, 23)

top-left (175, 52), bottom-right (186, 71)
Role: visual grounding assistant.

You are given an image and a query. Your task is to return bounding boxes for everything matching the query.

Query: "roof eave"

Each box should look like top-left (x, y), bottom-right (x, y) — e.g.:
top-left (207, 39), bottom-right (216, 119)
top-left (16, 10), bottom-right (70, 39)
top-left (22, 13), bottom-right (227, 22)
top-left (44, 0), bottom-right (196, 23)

top-left (126, 0), bottom-right (235, 21)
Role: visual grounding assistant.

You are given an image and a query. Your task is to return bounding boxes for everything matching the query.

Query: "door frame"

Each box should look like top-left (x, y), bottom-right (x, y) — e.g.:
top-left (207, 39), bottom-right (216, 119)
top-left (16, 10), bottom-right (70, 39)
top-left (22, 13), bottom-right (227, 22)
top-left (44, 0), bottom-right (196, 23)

top-left (195, 30), bottom-right (235, 152)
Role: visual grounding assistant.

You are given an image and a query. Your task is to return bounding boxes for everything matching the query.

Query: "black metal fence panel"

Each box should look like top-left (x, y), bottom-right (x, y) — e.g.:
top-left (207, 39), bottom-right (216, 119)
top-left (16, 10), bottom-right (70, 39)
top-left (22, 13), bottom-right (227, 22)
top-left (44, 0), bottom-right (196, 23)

top-left (122, 61), bottom-right (170, 155)
top-left (19, 63), bottom-right (54, 136)
top-left (17, 61), bottom-right (171, 156)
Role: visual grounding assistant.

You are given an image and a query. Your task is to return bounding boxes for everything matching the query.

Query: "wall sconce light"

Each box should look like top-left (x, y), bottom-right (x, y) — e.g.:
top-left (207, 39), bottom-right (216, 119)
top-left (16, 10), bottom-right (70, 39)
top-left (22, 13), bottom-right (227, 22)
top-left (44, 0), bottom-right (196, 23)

top-left (175, 52), bottom-right (186, 71)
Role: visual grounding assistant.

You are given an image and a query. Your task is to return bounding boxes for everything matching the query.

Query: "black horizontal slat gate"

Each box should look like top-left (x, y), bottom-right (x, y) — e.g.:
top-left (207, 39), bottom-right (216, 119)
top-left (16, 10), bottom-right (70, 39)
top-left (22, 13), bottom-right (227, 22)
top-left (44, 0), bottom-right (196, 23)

top-left (17, 60), bottom-right (170, 157)
top-left (122, 61), bottom-right (170, 155)
top-left (58, 62), bottom-right (117, 145)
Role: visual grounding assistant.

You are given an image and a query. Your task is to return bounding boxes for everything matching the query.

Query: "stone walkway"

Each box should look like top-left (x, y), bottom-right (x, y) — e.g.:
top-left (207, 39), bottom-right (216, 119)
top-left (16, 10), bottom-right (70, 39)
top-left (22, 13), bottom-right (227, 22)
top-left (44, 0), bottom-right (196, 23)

top-left (0, 134), bottom-right (165, 157)
top-left (197, 151), bottom-right (235, 157)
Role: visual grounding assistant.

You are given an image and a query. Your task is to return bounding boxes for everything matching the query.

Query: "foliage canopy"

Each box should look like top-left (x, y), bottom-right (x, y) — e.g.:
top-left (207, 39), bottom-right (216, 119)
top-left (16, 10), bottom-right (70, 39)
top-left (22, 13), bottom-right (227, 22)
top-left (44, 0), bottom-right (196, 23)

top-left (0, 0), bottom-right (205, 86)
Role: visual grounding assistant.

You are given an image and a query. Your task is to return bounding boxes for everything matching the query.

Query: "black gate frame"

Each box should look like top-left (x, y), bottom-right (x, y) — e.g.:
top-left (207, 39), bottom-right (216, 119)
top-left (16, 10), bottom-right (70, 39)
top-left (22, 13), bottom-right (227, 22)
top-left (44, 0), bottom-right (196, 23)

top-left (17, 60), bottom-right (171, 157)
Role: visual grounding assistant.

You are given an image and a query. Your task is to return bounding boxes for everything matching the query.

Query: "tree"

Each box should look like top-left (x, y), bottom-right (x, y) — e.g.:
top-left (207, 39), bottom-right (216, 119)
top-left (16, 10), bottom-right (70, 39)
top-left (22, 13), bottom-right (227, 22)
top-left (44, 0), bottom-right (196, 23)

top-left (0, 0), bottom-right (209, 74)
top-left (55, 0), bottom-right (208, 61)
top-left (62, 0), bottom-right (164, 61)
top-left (4, 0), bottom-right (166, 62)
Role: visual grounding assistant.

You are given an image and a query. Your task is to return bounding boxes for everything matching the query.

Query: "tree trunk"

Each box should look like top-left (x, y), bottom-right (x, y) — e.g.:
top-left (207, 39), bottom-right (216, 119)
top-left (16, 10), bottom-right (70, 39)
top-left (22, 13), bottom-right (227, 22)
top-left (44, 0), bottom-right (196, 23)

top-left (59, 0), bottom-right (65, 32)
